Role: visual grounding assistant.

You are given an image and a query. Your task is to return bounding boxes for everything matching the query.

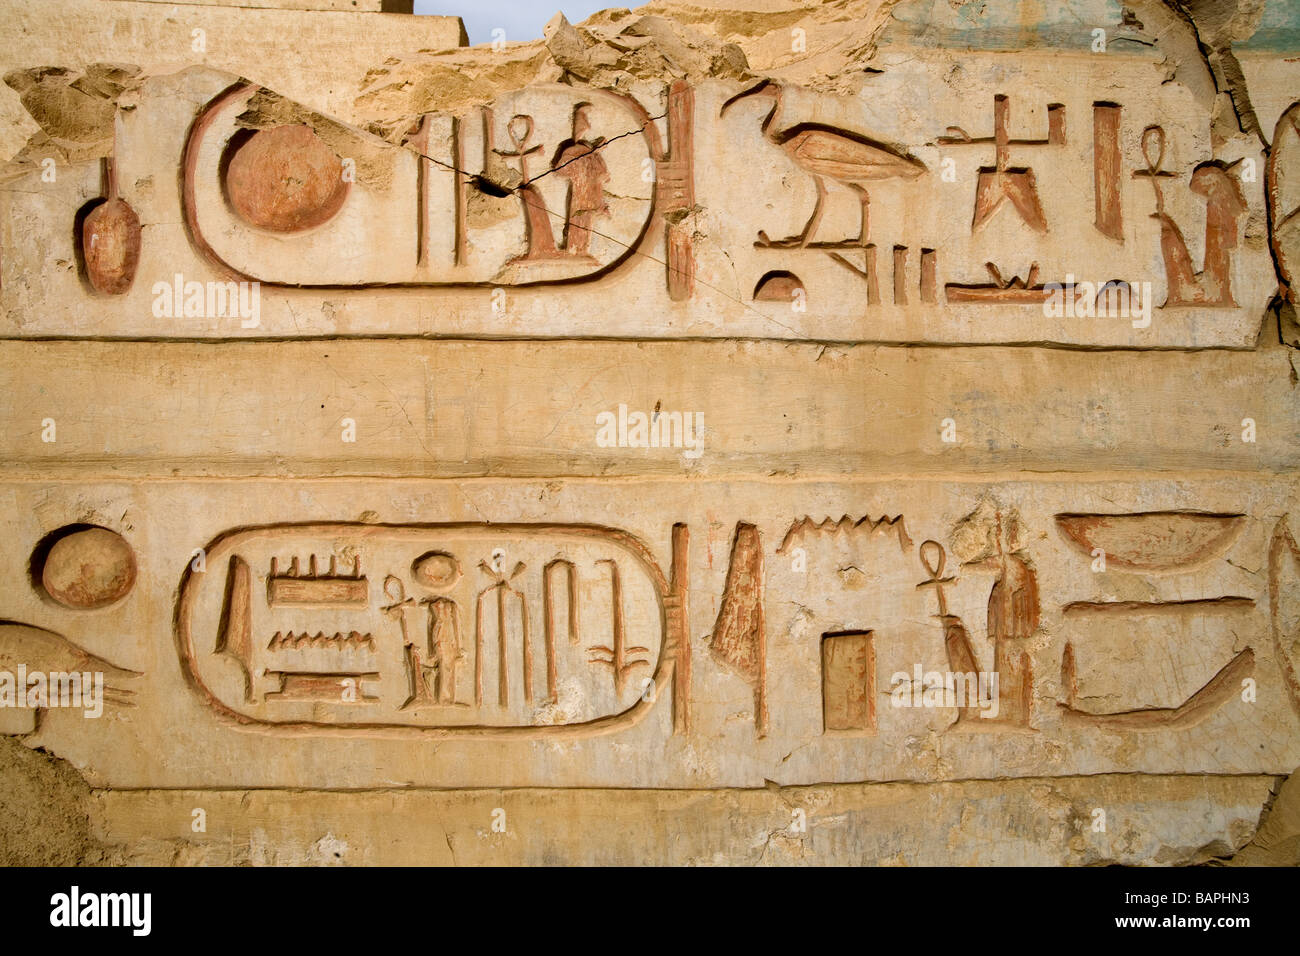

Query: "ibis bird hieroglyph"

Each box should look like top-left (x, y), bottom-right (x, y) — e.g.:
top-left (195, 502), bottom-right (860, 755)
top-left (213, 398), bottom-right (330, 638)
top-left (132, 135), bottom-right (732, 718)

top-left (721, 80), bottom-right (926, 247)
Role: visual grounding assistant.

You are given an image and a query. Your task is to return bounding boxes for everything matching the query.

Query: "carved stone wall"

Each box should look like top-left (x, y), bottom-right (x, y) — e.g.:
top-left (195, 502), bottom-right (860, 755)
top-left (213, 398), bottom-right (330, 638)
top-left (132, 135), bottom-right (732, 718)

top-left (1, 0), bottom-right (1299, 865)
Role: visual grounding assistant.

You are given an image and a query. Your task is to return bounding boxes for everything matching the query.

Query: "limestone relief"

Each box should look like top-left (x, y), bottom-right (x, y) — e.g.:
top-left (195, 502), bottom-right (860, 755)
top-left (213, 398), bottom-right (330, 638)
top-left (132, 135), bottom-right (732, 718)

top-left (2, 0), bottom-right (1299, 870)
top-left (0, 478), bottom-right (1291, 795)
top-left (182, 82), bottom-right (679, 289)
top-left (177, 521), bottom-right (688, 736)
top-left (0, 0), bottom-right (1285, 346)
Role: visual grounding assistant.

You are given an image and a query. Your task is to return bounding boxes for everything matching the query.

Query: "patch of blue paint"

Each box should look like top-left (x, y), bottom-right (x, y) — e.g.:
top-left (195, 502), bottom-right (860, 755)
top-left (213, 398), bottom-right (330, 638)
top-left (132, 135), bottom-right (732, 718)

top-left (1238, 0), bottom-right (1300, 52)
top-left (880, 0), bottom-right (1149, 52)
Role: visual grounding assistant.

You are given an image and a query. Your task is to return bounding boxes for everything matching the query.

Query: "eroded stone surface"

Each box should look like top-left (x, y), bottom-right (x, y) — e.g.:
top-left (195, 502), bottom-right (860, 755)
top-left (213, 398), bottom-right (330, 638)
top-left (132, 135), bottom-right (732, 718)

top-left (93, 773), bottom-right (1278, 866)
top-left (0, 736), bottom-right (113, 866)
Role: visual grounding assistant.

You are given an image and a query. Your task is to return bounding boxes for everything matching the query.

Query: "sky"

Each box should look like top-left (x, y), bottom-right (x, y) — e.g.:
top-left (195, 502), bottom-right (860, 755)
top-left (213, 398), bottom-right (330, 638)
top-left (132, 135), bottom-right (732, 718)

top-left (413, 1), bottom-right (619, 47)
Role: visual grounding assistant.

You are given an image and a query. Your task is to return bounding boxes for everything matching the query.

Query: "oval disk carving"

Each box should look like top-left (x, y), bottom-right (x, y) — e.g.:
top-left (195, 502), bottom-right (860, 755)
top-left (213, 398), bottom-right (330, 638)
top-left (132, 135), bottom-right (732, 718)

top-left (41, 526), bottom-right (138, 609)
top-left (225, 125), bottom-right (349, 232)
top-left (412, 551), bottom-right (461, 590)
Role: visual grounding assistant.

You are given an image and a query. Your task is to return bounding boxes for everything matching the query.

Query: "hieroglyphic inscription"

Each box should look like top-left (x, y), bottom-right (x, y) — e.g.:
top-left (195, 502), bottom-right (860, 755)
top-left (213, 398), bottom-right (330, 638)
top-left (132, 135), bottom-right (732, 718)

top-left (1054, 512), bottom-right (1255, 728)
top-left (1093, 102), bottom-right (1123, 241)
top-left (1133, 127), bottom-right (1247, 308)
top-left (183, 82), bottom-right (690, 292)
top-left (939, 94), bottom-right (1062, 233)
top-left (709, 522), bottom-right (767, 735)
top-left (178, 522), bottom-right (686, 737)
top-left (821, 630), bottom-right (876, 733)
